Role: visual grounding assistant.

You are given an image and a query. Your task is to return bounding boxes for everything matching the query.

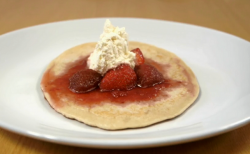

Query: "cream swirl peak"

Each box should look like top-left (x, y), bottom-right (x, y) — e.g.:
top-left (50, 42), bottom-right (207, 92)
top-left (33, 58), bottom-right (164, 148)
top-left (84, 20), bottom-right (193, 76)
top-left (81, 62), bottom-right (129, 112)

top-left (87, 19), bottom-right (136, 75)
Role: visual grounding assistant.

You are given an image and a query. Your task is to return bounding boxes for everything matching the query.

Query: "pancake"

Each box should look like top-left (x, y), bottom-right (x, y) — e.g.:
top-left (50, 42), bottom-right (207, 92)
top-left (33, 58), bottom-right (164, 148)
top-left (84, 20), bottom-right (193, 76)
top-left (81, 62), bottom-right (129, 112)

top-left (40, 41), bottom-right (200, 130)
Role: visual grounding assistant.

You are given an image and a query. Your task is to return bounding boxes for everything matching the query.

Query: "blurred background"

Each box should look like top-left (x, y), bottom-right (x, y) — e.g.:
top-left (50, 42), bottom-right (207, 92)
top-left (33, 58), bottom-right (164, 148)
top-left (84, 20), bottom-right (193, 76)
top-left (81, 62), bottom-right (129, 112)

top-left (1, 0), bottom-right (249, 41)
top-left (0, 0), bottom-right (250, 154)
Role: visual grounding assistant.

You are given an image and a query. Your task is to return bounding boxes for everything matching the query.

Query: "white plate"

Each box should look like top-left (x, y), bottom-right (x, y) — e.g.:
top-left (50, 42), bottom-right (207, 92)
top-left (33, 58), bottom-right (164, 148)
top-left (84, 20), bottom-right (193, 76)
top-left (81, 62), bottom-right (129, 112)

top-left (0, 18), bottom-right (250, 149)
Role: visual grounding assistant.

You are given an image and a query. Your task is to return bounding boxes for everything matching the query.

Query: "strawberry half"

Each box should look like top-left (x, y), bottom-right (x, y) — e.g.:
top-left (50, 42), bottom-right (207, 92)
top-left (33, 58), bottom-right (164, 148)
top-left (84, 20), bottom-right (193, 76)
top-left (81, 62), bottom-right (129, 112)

top-left (135, 64), bottom-right (164, 88)
top-left (99, 64), bottom-right (137, 91)
top-left (131, 48), bottom-right (145, 65)
top-left (69, 69), bottom-right (102, 93)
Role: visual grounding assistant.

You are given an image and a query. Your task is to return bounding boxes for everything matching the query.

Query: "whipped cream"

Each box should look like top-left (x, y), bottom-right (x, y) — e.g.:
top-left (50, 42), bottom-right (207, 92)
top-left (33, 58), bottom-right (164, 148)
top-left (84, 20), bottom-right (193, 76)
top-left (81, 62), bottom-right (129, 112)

top-left (87, 19), bottom-right (135, 75)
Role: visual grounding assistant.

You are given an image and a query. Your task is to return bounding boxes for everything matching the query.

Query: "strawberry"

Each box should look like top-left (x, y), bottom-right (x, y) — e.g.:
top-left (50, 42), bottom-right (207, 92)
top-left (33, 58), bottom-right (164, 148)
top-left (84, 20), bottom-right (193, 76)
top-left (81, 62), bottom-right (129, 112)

top-left (99, 64), bottom-right (137, 91)
top-left (131, 48), bottom-right (145, 65)
top-left (69, 69), bottom-right (102, 93)
top-left (135, 64), bottom-right (164, 88)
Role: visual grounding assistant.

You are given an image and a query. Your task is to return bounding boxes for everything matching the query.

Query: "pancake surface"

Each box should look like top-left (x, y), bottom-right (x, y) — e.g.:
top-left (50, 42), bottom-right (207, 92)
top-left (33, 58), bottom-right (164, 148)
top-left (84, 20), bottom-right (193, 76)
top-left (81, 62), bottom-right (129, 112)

top-left (41, 41), bottom-right (199, 130)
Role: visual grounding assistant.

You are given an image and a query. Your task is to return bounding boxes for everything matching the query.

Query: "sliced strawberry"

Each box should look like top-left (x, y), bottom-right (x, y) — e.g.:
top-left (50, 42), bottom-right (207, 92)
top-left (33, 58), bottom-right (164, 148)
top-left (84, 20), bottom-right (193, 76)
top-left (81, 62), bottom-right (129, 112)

top-left (131, 48), bottom-right (145, 65)
top-left (69, 69), bottom-right (102, 93)
top-left (99, 64), bottom-right (137, 91)
top-left (135, 64), bottom-right (164, 88)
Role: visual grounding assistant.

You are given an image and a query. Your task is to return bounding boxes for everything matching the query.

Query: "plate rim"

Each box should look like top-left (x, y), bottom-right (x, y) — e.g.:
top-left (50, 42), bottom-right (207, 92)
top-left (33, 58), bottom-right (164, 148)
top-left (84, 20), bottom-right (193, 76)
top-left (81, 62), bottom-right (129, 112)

top-left (1, 17), bottom-right (250, 44)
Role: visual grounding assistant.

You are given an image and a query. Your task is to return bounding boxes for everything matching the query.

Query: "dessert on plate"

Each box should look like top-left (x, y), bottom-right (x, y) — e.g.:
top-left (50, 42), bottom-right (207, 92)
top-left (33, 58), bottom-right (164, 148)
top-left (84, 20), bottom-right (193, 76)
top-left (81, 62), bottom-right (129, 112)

top-left (41, 19), bottom-right (200, 130)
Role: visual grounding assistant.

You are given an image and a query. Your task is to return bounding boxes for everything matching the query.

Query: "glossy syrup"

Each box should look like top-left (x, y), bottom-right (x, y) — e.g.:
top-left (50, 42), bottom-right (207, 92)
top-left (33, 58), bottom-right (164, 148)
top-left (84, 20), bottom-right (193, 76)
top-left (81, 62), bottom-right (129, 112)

top-left (41, 56), bottom-right (184, 108)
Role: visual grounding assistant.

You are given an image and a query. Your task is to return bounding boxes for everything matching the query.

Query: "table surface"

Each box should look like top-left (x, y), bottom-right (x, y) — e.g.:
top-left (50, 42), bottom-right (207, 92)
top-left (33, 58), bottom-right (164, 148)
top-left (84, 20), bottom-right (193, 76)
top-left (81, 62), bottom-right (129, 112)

top-left (0, 0), bottom-right (250, 153)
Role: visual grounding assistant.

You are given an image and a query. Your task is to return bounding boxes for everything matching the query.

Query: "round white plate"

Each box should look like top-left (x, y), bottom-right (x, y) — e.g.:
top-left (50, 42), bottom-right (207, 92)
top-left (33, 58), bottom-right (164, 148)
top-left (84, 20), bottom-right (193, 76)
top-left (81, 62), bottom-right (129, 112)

top-left (0, 18), bottom-right (250, 149)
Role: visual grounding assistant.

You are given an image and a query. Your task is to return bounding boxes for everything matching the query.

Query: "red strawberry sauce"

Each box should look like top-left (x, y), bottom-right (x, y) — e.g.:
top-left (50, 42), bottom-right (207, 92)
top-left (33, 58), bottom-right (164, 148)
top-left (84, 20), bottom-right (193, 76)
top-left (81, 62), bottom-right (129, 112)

top-left (41, 56), bottom-right (188, 108)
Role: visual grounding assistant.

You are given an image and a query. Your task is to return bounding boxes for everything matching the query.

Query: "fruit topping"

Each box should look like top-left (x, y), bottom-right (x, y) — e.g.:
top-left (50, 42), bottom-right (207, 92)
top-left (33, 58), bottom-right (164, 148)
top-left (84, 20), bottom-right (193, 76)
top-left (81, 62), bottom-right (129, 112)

top-left (131, 48), bottom-right (145, 65)
top-left (99, 64), bottom-right (137, 91)
top-left (135, 64), bottom-right (164, 88)
top-left (69, 69), bottom-right (102, 93)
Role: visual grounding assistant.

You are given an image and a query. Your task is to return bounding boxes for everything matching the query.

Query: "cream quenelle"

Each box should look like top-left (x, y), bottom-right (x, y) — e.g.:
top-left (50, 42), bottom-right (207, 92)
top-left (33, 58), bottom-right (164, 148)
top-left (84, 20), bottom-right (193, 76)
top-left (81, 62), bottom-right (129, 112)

top-left (87, 19), bottom-right (136, 75)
